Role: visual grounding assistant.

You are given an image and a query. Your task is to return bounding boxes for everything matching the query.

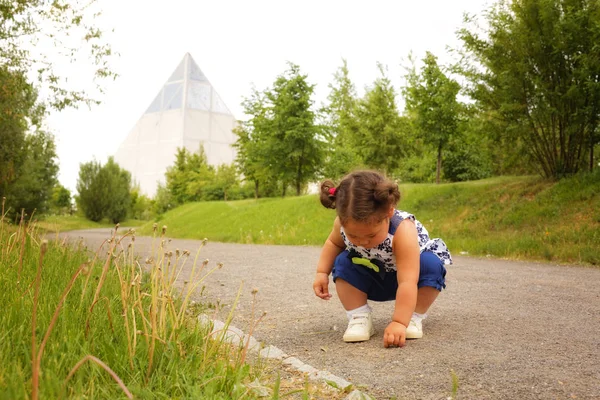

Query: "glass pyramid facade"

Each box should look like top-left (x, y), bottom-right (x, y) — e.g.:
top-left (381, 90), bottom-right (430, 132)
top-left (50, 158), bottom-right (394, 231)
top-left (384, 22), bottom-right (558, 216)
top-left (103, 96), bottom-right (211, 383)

top-left (114, 53), bottom-right (237, 196)
top-left (144, 54), bottom-right (232, 115)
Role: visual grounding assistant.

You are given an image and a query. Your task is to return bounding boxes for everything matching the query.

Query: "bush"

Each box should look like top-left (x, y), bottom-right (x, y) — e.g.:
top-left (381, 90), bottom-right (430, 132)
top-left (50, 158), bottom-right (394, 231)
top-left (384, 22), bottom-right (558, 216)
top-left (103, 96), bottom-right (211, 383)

top-left (76, 157), bottom-right (131, 223)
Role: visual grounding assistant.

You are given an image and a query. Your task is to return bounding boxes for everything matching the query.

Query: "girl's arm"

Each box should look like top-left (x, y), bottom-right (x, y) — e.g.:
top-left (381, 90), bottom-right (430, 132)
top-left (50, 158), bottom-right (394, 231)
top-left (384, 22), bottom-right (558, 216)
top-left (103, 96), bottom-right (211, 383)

top-left (391, 219), bottom-right (420, 327)
top-left (316, 217), bottom-right (346, 275)
top-left (313, 218), bottom-right (345, 300)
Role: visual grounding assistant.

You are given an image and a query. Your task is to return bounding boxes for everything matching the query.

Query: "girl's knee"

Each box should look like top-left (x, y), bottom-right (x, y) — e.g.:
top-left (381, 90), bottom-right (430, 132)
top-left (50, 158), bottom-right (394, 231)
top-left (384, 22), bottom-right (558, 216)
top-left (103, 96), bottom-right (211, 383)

top-left (418, 251), bottom-right (447, 290)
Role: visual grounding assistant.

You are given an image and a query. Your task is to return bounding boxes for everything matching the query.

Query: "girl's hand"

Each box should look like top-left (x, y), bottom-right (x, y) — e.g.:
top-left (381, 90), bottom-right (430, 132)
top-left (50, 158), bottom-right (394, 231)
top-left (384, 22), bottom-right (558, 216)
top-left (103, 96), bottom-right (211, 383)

top-left (313, 272), bottom-right (332, 300)
top-left (383, 321), bottom-right (406, 348)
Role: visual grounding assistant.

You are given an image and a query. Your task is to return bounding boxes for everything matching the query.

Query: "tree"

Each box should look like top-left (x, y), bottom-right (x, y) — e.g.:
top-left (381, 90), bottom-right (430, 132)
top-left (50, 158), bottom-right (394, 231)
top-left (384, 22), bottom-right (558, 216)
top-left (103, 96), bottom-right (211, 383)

top-left (235, 64), bottom-right (324, 196)
top-left (101, 157), bottom-right (132, 224)
top-left (76, 157), bottom-right (131, 223)
top-left (76, 160), bottom-right (104, 221)
top-left (404, 52), bottom-right (461, 184)
top-left (354, 64), bottom-right (406, 175)
top-left (443, 113), bottom-right (494, 182)
top-left (457, 0), bottom-right (600, 178)
top-left (153, 183), bottom-right (174, 215)
top-left (129, 185), bottom-right (154, 220)
top-left (214, 164), bottom-right (238, 201)
top-left (1, 1), bottom-right (115, 219)
top-left (51, 184), bottom-right (72, 214)
top-left (1, 0), bottom-right (116, 110)
top-left (3, 131), bottom-right (59, 218)
top-left (267, 63), bottom-right (325, 195)
top-left (233, 88), bottom-right (274, 198)
top-left (164, 146), bottom-right (216, 204)
top-left (323, 59), bottom-right (363, 179)
top-left (0, 68), bottom-right (43, 200)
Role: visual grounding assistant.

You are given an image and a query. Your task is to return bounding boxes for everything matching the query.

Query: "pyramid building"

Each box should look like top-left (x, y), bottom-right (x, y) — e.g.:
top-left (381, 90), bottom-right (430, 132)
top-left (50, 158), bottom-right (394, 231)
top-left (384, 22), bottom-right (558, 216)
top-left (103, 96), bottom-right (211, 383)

top-left (114, 53), bottom-right (237, 196)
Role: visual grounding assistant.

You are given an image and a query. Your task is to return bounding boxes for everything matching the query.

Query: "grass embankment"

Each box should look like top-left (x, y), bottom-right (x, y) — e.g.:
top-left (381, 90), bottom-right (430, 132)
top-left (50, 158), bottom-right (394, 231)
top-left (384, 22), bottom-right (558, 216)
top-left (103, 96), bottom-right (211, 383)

top-left (36, 215), bottom-right (146, 233)
top-left (0, 221), bottom-right (348, 398)
top-left (139, 173), bottom-right (600, 265)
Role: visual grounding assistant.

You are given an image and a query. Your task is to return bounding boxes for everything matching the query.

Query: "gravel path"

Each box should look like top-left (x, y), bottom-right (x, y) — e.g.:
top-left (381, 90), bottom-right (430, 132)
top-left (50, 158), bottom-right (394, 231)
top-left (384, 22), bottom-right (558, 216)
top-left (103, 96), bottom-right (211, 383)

top-left (58, 229), bottom-right (600, 400)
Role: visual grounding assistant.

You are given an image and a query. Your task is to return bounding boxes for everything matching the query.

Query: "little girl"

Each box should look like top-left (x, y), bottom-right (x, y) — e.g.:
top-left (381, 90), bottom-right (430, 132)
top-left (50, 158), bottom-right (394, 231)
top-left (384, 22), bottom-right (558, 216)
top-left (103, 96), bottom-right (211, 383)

top-left (313, 170), bottom-right (451, 347)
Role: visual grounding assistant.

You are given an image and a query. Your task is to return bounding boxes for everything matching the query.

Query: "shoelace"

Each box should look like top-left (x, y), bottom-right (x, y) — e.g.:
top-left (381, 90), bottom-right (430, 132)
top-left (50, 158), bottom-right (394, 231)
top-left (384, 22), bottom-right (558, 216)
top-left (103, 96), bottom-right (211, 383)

top-left (348, 315), bottom-right (369, 327)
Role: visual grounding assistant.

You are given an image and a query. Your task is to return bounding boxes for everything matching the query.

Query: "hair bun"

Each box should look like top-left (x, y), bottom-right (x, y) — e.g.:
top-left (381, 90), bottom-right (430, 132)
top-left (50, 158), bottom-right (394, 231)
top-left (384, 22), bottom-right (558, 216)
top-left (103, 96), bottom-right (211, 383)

top-left (374, 181), bottom-right (400, 205)
top-left (319, 180), bottom-right (337, 209)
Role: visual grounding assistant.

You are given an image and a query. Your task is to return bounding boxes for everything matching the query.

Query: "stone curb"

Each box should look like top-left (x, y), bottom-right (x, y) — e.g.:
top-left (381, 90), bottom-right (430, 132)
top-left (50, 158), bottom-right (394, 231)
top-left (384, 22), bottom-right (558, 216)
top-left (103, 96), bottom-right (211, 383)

top-left (198, 315), bottom-right (375, 400)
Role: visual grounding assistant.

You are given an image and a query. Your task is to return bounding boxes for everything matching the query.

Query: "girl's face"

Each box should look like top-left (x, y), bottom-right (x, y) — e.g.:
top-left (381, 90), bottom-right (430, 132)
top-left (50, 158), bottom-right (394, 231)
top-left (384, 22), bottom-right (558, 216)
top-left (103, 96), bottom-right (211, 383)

top-left (343, 209), bottom-right (393, 249)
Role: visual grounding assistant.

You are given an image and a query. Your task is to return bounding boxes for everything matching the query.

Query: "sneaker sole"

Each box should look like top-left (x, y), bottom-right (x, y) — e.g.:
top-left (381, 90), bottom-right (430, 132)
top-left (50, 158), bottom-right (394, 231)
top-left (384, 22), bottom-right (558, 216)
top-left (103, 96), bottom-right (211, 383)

top-left (405, 332), bottom-right (423, 339)
top-left (343, 329), bottom-right (375, 342)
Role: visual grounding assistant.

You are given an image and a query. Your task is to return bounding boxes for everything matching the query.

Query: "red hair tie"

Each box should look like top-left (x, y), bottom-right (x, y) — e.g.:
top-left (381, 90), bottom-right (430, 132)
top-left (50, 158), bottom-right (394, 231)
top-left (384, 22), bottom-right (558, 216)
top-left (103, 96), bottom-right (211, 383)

top-left (329, 187), bottom-right (336, 196)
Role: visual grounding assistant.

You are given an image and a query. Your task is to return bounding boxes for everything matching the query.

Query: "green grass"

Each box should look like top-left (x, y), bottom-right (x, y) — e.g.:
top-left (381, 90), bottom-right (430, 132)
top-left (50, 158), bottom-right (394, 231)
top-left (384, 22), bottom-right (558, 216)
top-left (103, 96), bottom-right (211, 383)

top-left (141, 197), bottom-right (338, 246)
top-left (139, 172), bottom-right (600, 265)
top-left (0, 223), bottom-right (259, 398)
top-left (0, 219), bottom-right (354, 399)
top-left (35, 215), bottom-right (146, 233)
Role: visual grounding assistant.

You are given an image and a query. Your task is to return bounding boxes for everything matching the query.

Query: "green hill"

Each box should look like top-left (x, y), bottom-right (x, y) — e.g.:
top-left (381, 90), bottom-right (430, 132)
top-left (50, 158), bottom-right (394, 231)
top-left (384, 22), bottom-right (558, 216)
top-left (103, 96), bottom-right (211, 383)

top-left (139, 173), bottom-right (600, 266)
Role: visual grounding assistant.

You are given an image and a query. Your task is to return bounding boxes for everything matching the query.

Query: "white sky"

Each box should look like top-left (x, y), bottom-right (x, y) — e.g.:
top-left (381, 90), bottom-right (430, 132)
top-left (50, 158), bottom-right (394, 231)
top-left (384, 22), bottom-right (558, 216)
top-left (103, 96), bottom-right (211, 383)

top-left (45, 0), bottom-right (489, 193)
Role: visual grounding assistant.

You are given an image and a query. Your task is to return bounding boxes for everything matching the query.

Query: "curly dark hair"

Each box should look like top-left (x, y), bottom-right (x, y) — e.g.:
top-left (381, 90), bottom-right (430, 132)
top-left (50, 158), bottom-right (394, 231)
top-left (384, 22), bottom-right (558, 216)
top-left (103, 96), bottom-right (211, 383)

top-left (319, 170), bottom-right (400, 223)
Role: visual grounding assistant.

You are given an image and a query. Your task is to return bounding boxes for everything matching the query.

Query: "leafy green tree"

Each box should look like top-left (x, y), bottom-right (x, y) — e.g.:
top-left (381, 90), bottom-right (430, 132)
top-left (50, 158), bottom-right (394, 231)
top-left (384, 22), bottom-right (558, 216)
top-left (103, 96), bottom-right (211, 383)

top-left (102, 157), bottom-right (131, 224)
top-left (233, 89), bottom-right (274, 198)
top-left (76, 160), bottom-right (104, 222)
top-left (0, 68), bottom-right (44, 201)
top-left (50, 184), bottom-right (72, 214)
top-left (323, 59), bottom-right (363, 179)
top-left (1, 1), bottom-right (115, 219)
top-left (4, 131), bottom-right (59, 217)
top-left (457, 0), bottom-right (600, 177)
top-left (153, 183), bottom-right (175, 215)
top-left (404, 52), bottom-right (461, 184)
top-left (183, 147), bottom-right (216, 201)
top-left (267, 63), bottom-right (325, 195)
top-left (165, 146), bottom-right (216, 204)
top-left (129, 185), bottom-right (153, 220)
top-left (214, 164), bottom-right (238, 201)
top-left (1, 0), bottom-right (116, 109)
top-left (355, 64), bottom-right (406, 175)
top-left (76, 157), bottom-right (131, 223)
top-left (235, 64), bottom-right (324, 196)
top-left (444, 116), bottom-right (494, 182)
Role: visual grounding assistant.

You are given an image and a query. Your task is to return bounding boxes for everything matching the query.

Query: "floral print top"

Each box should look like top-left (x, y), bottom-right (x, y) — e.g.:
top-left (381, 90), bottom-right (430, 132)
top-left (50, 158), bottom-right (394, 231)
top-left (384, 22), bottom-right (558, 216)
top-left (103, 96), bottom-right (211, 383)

top-left (340, 209), bottom-right (452, 273)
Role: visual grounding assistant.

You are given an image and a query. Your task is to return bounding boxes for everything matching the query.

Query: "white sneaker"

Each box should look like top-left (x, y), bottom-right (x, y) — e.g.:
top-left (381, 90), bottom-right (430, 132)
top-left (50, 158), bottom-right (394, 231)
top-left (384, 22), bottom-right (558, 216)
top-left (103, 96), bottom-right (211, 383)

top-left (343, 312), bottom-right (375, 342)
top-left (405, 317), bottom-right (423, 339)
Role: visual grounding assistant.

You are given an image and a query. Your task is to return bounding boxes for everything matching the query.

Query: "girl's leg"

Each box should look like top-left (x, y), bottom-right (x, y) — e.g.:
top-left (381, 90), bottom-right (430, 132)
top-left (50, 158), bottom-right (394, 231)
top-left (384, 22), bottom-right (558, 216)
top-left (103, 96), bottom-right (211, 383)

top-left (415, 286), bottom-right (440, 314)
top-left (335, 278), bottom-right (368, 310)
top-left (407, 252), bottom-right (446, 339)
top-left (336, 278), bottom-right (374, 342)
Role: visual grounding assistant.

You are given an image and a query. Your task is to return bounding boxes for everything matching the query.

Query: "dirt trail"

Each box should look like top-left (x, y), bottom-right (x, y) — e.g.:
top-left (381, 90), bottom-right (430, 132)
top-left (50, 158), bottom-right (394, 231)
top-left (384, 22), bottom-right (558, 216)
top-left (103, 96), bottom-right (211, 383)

top-left (59, 229), bottom-right (600, 400)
